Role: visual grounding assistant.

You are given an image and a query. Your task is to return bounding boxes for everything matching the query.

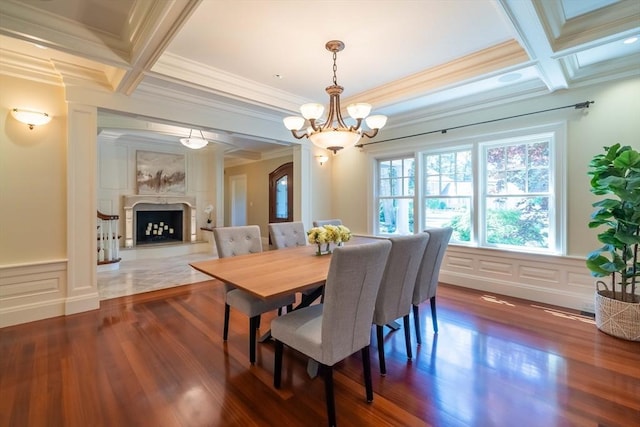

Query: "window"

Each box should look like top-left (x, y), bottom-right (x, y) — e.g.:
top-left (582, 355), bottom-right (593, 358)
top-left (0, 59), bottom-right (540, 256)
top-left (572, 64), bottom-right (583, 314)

top-left (377, 157), bottom-right (415, 234)
top-left (481, 137), bottom-right (553, 250)
top-left (376, 124), bottom-right (564, 254)
top-left (423, 149), bottom-right (473, 242)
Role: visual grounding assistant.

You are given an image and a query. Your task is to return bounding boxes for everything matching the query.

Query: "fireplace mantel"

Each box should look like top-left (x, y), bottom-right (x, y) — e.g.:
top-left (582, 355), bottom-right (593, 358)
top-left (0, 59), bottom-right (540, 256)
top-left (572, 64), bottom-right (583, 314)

top-left (123, 195), bottom-right (196, 209)
top-left (123, 195), bottom-right (197, 248)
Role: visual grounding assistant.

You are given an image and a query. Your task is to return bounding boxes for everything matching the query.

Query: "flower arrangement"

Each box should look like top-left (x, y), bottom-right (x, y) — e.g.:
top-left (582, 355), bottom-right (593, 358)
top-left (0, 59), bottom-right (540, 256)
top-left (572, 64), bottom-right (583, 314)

top-left (307, 224), bottom-right (351, 254)
top-left (204, 204), bottom-right (214, 225)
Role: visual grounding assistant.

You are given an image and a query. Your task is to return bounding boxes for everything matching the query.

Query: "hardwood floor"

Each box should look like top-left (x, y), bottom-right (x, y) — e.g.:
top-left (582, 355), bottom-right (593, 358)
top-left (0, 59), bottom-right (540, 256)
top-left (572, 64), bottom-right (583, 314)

top-left (1, 280), bottom-right (638, 427)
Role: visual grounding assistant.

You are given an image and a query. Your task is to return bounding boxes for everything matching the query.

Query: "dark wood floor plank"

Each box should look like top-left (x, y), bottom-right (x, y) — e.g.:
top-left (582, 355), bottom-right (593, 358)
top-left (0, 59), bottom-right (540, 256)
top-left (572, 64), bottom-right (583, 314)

top-left (1, 280), bottom-right (639, 427)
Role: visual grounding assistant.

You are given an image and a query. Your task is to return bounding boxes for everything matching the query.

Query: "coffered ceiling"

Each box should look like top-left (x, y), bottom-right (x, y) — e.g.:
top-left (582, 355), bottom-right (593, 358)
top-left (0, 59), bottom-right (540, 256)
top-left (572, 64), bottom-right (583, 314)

top-left (1, 0), bottom-right (638, 161)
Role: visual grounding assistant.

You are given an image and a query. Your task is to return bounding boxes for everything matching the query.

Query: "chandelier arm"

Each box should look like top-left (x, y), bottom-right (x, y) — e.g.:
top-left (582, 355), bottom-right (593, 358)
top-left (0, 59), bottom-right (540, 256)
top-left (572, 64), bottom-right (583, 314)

top-left (309, 118), bottom-right (321, 132)
top-left (360, 128), bottom-right (380, 139)
top-left (349, 118), bottom-right (363, 132)
top-left (289, 129), bottom-right (309, 140)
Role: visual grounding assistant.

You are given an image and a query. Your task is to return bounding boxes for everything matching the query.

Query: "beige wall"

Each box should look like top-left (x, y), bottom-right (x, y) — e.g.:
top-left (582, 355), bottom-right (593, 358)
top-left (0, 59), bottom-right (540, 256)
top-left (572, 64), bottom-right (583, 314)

top-left (0, 75), bottom-right (67, 264)
top-left (224, 155), bottom-right (293, 238)
top-left (331, 76), bottom-right (640, 258)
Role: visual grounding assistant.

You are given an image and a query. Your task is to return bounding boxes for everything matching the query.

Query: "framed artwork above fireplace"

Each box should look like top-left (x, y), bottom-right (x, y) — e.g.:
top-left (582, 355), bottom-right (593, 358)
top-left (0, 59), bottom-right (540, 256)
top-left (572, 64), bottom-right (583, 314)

top-left (136, 150), bottom-right (185, 195)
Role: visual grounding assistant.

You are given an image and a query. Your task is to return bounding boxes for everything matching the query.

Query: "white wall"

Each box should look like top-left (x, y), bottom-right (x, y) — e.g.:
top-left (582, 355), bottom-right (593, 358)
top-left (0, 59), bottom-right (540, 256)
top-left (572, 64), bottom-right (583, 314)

top-left (97, 135), bottom-right (219, 244)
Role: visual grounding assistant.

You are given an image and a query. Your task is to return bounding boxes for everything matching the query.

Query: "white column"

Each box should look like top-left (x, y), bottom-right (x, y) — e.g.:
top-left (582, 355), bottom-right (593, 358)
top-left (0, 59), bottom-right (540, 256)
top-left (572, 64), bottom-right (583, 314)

top-left (66, 102), bottom-right (100, 314)
top-left (214, 146), bottom-right (225, 227)
top-left (293, 143), bottom-right (312, 229)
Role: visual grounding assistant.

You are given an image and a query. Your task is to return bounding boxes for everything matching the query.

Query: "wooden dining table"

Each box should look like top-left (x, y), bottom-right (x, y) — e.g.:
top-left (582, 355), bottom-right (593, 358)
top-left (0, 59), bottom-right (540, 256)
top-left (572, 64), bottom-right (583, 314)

top-left (189, 235), bottom-right (384, 375)
top-left (189, 236), bottom-right (381, 301)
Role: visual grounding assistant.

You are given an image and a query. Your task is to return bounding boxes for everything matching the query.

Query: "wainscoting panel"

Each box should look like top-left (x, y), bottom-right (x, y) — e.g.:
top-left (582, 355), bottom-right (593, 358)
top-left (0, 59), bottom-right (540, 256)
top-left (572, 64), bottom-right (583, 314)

top-left (439, 246), bottom-right (595, 313)
top-left (0, 260), bottom-right (68, 327)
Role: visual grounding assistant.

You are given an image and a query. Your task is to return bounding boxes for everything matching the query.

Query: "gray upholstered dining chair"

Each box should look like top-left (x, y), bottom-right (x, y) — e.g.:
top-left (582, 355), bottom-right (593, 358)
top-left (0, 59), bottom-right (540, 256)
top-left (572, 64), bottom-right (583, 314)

top-left (268, 221), bottom-right (325, 305)
top-left (272, 240), bottom-right (391, 427)
top-left (412, 227), bottom-right (453, 342)
top-left (312, 219), bottom-right (342, 227)
top-left (372, 234), bottom-right (429, 375)
top-left (213, 225), bottom-right (295, 365)
top-left (268, 221), bottom-right (307, 248)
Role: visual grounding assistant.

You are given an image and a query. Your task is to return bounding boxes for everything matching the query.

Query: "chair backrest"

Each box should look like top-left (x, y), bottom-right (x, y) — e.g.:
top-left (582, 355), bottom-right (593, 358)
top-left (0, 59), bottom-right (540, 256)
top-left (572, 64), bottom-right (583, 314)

top-left (412, 227), bottom-right (453, 304)
top-left (312, 219), bottom-right (342, 227)
top-left (320, 240), bottom-right (391, 365)
top-left (269, 222), bottom-right (307, 249)
top-left (373, 234), bottom-right (430, 325)
top-left (213, 225), bottom-right (262, 258)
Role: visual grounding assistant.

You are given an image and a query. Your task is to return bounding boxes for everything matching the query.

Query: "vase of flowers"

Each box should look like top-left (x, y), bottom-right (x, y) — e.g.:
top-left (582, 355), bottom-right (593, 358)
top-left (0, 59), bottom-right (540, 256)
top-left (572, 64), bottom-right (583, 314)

top-left (307, 224), bottom-right (351, 255)
top-left (204, 204), bottom-right (214, 228)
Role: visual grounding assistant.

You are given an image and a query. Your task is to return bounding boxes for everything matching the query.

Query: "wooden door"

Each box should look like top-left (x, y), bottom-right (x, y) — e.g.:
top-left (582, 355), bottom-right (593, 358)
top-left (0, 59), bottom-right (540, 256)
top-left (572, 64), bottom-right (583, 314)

top-left (269, 162), bottom-right (293, 224)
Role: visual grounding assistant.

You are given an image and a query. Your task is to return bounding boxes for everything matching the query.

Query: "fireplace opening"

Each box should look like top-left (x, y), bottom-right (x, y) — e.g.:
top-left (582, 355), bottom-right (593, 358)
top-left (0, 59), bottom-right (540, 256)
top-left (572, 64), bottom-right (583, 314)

top-left (136, 210), bottom-right (183, 245)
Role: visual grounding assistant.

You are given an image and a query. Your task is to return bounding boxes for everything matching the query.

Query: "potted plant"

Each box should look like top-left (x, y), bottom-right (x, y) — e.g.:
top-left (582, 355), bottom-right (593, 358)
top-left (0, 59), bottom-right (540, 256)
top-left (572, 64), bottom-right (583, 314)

top-left (586, 144), bottom-right (640, 341)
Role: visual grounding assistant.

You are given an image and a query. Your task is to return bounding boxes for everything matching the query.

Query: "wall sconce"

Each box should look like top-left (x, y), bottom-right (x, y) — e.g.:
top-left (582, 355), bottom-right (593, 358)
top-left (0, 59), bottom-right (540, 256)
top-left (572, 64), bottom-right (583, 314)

top-left (11, 109), bottom-right (52, 130)
top-left (316, 155), bottom-right (329, 166)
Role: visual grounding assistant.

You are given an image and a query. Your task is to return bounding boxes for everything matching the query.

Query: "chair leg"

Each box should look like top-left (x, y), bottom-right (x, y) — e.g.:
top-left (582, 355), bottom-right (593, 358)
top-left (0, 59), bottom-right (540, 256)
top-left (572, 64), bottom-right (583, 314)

top-left (323, 364), bottom-right (336, 427)
top-left (249, 315), bottom-right (259, 365)
top-left (278, 307), bottom-right (282, 316)
top-left (430, 296), bottom-right (438, 333)
top-left (403, 315), bottom-right (412, 360)
top-left (376, 325), bottom-right (386, 376)
top-left (223, 303), bottom-right (230, 341)
top-left (274, 340), bottom-right (283, 388)
top-left (413, 304), bottom-right (422, 345)
top-left (256, 314), bottom-right (261, 329)
top-left (286, 304), bottom-right (293, 313)
top-left (361, 345), bottom-right (374, 403)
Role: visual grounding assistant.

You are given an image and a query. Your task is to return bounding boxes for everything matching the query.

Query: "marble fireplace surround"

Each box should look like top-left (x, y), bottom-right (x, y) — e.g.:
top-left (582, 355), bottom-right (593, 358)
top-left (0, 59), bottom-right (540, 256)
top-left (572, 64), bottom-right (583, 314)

top-left (123, 195), bottom-right (197, 248)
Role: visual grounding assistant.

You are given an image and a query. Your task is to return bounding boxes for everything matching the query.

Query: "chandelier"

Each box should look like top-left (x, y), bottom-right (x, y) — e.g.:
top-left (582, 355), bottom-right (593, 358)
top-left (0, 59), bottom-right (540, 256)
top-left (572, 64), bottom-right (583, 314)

top-left (180, 129), bottom-right (208, 149)
top-left (283, 40), bottom-right (387, 154)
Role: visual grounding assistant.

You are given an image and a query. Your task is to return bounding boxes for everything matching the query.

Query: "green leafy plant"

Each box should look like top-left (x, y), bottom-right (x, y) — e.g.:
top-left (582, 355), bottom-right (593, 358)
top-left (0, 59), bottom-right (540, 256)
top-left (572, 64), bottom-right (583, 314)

top-left (586, 144), bottom-right (640, 302)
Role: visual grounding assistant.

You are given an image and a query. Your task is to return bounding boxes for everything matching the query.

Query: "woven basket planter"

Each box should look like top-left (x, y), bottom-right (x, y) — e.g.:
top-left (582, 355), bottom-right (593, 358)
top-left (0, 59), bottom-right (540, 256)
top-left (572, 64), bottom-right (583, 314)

top-left (595, 290), bottom-right (640, 341)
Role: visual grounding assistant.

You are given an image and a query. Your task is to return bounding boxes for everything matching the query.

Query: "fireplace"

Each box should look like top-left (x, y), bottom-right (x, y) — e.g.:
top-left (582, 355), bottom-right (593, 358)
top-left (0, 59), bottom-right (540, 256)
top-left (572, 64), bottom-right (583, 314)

top-left (136, 206), bottom-right (183, 245)
top-left (123, 195), bottom-right (197, 248)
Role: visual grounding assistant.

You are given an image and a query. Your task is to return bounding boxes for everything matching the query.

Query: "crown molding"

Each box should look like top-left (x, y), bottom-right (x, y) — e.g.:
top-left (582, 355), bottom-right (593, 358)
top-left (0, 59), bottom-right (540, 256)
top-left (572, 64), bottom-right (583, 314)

top-left (116, 0), bottom-right (201, 95)
top-left (150, 52), bottom-right (309, 113)
top-left (533, 0), bottom-right (640, 52)
top-left (0, 48), bottom-right (62, 86)
top-left (0, 0), bottom-right (129, 66)
top-left (344, 40), bottom-right (530, 108)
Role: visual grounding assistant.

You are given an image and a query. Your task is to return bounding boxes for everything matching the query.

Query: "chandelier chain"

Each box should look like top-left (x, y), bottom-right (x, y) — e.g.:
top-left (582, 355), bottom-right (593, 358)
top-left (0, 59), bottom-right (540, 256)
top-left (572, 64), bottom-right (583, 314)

top-left (332, 51), bottom-right (338, 86)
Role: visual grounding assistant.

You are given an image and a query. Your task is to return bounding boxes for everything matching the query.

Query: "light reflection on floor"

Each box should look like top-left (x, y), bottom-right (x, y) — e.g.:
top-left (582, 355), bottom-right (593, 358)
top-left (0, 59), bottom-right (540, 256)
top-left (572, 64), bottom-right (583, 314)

top-left (424, 320), bottom-right (565, 426)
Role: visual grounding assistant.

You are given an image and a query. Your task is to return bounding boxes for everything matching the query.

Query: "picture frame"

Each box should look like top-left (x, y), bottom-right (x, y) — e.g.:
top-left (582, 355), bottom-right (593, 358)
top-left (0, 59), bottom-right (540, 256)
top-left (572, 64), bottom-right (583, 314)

top-left (136, 151), bottom-right (186, 194)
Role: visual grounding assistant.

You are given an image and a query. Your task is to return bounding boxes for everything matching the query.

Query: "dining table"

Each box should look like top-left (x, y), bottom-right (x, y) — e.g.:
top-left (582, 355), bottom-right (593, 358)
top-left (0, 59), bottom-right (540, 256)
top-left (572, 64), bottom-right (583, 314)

top-left (189, 235), bottom-right (383, 374)
top-left (189, 235), bottom-right (382, 301)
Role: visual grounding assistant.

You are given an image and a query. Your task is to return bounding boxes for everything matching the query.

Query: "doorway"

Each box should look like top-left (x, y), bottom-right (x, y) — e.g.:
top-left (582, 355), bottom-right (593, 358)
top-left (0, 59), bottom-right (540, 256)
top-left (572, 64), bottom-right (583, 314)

top-left (230, 174), bottom-right (247, 226)
top-left (269, 162), bottom-right (293, 224)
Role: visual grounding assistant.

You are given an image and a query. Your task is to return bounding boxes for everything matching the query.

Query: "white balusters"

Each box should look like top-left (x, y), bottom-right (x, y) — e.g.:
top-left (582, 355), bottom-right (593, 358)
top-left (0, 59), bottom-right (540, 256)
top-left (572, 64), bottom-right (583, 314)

top-left (97, 212), bottom-right (121, 265)
top-left (98, 219), bottom-right (105, 262)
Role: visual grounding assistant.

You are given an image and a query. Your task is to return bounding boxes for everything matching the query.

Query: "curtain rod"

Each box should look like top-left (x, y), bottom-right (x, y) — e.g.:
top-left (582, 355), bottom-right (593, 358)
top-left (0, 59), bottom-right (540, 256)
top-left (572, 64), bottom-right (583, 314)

top-left (355, 100), bottom-right (594, 148)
